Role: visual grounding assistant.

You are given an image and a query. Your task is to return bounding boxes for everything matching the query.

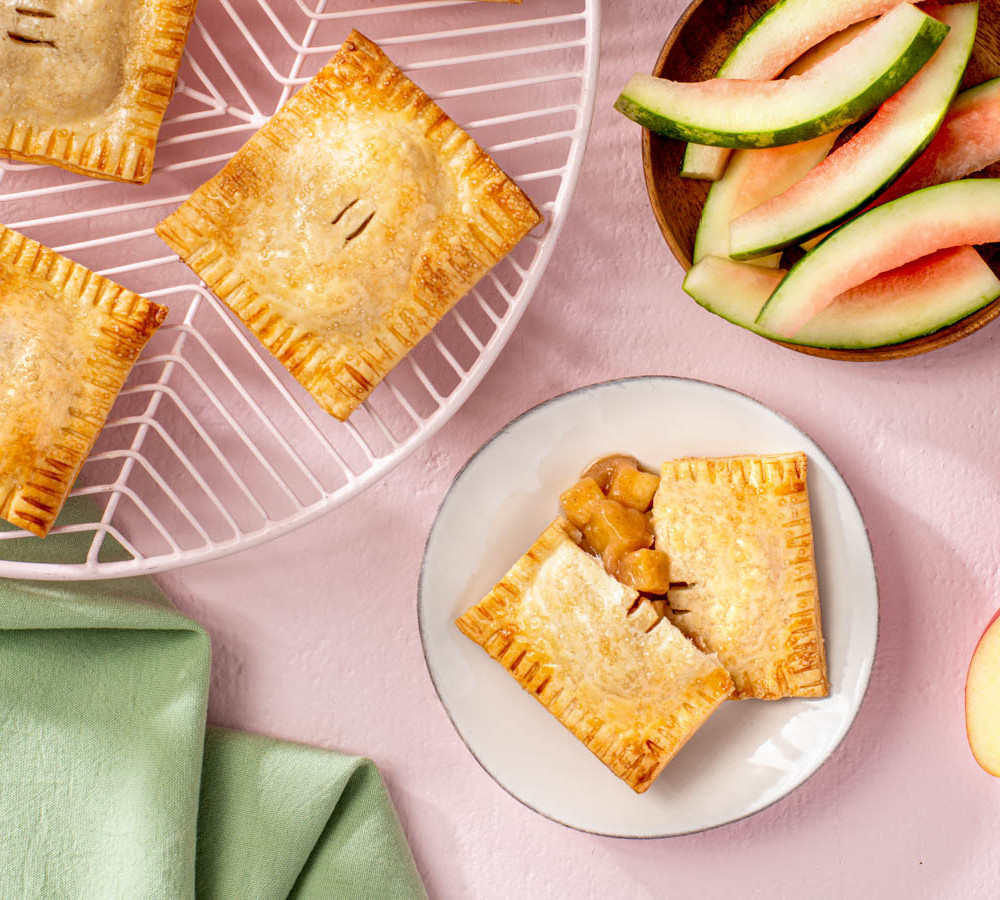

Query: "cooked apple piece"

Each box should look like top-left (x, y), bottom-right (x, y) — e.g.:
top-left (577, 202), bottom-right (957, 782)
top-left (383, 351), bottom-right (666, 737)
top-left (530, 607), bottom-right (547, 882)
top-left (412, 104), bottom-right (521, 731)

top-left (582, 454), bottom-right (640, 492)
top-left (559, 476), bottom-right (605, 529)
top-left (583, 498), bottom-right (653, 572)
top-left (608, 465), bottom-right (660, 512)
top-left (617, 548), bottom-right (672, 594)
top-left (967, 610), bottom-right (1000, 776)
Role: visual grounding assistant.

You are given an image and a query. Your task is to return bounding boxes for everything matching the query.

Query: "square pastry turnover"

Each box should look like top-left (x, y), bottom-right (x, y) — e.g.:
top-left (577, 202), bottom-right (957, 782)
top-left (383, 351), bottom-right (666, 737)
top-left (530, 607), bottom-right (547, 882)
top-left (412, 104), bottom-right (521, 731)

top-left (0, 224), bottom-right (167, 537)
top-left (456, 518), bottom-right (734, 793)
top-left (653, 453), bottom-right (829, 700)
top-left (0, 0), bottom-right (197, 183)
top-left (156, 30), bottom-right (542, 422)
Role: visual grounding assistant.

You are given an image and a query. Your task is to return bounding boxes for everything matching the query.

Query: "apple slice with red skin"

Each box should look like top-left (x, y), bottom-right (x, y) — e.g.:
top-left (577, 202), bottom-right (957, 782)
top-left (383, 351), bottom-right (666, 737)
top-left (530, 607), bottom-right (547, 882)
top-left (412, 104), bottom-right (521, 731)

top-left (966, 609), bottom-right (1000, 775)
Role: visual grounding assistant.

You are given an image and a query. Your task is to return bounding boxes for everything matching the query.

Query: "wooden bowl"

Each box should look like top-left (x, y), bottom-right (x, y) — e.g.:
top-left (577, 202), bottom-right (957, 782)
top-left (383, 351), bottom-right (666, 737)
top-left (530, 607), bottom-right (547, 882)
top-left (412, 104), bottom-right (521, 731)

top-left (642, 0), bottom-right (1000, 361)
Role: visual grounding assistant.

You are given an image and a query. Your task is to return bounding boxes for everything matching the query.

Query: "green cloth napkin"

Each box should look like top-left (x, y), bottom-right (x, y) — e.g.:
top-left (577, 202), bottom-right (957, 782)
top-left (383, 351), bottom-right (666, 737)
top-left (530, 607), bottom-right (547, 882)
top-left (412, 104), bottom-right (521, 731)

top-left (0, 500), bottom-right (426, 900)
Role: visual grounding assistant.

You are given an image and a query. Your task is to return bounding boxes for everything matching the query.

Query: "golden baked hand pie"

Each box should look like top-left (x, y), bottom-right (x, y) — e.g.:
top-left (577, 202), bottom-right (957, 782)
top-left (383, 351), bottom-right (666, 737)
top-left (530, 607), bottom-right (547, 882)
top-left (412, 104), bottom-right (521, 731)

top-left (0, 224), bottom-right (167, 537)
top-left (0, 0), bottom-right (197, 183)
top-left (156, 30), bottom-right (541, 422)
top-left (456, 518), bottom-right (734, 793)
top-left (652, 454), bottom-right (829, 700)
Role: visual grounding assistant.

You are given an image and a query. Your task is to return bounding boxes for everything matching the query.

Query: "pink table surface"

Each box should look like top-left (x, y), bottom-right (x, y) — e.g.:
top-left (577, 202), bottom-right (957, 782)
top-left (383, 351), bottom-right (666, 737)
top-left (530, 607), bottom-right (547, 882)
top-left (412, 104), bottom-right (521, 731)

top-left (158, 2), bottom-right (1000, 897)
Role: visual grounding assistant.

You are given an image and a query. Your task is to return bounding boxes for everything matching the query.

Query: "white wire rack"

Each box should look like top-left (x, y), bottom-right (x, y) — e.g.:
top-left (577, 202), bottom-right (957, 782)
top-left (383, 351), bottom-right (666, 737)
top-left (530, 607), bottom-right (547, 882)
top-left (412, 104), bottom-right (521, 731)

top-left (0, 0), bottom-right (600, 580)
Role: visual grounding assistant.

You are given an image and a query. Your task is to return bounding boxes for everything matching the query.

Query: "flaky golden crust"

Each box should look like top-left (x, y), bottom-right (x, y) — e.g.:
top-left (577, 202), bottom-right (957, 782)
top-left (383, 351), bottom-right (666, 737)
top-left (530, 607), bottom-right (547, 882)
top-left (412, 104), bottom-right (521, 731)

top-left (653, 454), bottom-right (829, 700)
top-left (0, 0), bottom-right (197, 184)
top-left (456, 518), bottom-right (733, 793)
top-left (156, 29), bottom-right (541, 421)
top-left (0, 225), bottom-right (167, 537)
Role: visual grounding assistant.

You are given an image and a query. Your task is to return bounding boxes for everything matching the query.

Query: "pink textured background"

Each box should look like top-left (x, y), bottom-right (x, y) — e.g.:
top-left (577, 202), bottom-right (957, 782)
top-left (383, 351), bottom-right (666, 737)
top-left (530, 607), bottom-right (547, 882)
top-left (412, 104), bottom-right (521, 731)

top-left (160, 2), bottom-right (1000, 897)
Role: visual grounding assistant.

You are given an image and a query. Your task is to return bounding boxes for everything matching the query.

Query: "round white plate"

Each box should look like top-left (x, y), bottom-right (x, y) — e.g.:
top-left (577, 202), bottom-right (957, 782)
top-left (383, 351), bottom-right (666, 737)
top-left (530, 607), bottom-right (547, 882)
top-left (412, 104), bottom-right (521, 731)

top-left (418, 376), bottom-right (878, 837)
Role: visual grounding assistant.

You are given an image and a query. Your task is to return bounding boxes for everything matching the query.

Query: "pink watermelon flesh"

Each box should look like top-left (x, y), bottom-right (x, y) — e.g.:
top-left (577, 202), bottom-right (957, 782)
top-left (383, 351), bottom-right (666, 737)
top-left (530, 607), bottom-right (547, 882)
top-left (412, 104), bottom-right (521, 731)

top-left (685, 248), bottom-right (999, 347)
top-left (730, 3), bottom-right (975, 256)
top-left (803, 77), bottom-right (1000, 248)
top-left (828, 249), bottom-right (990, 317)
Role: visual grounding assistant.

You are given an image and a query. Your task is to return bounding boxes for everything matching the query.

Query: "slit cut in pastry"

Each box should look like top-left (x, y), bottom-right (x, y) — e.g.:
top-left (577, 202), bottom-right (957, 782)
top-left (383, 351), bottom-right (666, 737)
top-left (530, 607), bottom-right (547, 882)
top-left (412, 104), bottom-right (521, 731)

top-left (653, 453), bottom-right (829, 700)
top-left (456, 518), bottom-right (734, 793)
top-left (0, 0), bottom-right (198, 183)
top-left (156, 30), bottom-right (541, 421)
top-left (0, 224), bottom-right (167, 537)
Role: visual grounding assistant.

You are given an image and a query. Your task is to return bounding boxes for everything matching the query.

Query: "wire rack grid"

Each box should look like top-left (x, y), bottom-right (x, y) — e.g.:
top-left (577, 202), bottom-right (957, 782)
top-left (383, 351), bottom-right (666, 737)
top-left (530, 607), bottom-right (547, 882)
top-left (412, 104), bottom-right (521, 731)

top-left (0, 0), bottom-right (600, 580)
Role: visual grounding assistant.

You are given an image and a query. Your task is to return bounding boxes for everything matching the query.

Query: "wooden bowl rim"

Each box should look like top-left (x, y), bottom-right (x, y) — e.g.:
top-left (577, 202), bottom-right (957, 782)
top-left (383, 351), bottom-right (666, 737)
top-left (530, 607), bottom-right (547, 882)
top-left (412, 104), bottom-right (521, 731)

top-left (640, 0), bottom-right (1000, 363)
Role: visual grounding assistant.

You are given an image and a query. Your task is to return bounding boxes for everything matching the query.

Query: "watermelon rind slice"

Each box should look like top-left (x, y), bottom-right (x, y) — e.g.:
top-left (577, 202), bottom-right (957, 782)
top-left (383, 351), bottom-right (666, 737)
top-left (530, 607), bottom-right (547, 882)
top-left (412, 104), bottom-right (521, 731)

top-left (683, 252), bottom-right (1000, 349)
top-left (680, 0), bottom-right (907, 180)
top-left (755, 179), bottom-right (1000, 336)
top-left (616, 5), bottom-right (948, 149)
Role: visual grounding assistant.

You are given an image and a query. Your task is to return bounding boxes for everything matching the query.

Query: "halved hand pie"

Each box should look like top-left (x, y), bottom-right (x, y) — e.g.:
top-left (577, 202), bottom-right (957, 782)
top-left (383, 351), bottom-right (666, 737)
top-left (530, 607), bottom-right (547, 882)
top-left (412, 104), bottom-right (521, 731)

top-left (156, 30), bottom-right (541, 421)
top-left (0, 224), bottom-right (167, 537)
top-left (652, 453), bottom-right (829, 700)
top-left (0, 0), bottom-right (197, 183)
top-left (456, 518), bottom-right (734, 793)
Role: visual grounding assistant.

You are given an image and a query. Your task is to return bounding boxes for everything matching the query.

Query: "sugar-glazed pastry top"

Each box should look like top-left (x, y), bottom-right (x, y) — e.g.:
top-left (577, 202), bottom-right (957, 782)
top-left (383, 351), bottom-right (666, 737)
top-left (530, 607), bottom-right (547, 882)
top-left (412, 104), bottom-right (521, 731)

top-left (156, 30), bottom-right (541, 421)
top-left (0, 224), bottom-right (167, 536)
top-left (652, 453), bottom-right (829, 700)
top-left (456, 518), bottom-right (733, 792)
top-left (0, 0), bottom-right (197, 183)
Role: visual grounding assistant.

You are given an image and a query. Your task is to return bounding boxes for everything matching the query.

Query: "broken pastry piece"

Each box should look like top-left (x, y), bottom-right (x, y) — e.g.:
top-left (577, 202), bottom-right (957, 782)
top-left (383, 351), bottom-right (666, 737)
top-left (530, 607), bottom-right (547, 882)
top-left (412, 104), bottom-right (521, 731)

top-left (652, 453), bottom-right (829, 700)
top-left (0, 224), bottom-right (167, 536)
top-left (0, 0), bottom-right (197, 183)
top-left (156, 30), bottom-right (541, 421)
top-left (456, 518), bottom-right (733, 793)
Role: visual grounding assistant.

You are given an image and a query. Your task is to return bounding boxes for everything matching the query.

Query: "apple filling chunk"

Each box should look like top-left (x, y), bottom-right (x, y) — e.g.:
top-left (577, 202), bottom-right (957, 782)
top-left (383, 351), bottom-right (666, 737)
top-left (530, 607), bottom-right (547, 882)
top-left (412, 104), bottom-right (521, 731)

top-left (559, 476), bottom-right (605, 530)
top-left (561, 454), bottom-right (671, 593)
top-left (584, 498), bottom-right (653, 572)
top-left (608, 465), bottom-right (660, 512)
top-left (617, 548), bottom-right (672, 594)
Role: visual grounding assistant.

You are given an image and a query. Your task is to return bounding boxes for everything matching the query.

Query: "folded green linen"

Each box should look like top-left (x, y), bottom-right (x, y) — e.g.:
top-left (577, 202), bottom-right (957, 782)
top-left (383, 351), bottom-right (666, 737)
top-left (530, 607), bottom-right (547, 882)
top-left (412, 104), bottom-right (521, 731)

top-left (0, 501), bottom-right (426, 900)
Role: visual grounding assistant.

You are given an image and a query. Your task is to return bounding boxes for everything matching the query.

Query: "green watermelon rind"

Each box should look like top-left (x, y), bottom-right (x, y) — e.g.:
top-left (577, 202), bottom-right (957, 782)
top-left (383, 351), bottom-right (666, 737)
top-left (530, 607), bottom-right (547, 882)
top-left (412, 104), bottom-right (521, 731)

top-left (617, 9), bottom-right (948, 148)
top-left (683, 255), bottom-right (1000, 349)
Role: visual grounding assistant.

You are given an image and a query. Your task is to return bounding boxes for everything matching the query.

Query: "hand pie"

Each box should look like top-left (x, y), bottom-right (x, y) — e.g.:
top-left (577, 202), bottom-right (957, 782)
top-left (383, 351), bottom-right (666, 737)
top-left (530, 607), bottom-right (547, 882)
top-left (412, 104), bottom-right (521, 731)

top-left (156, 30), bottom-right (541, 421)
top-left (0, 0), bottom-right (197, 183)
top-left (0, 224), bottom-right (167, 537)
top-left (652, 454), bottom-right (829, 700)
top-left (456, 518), bottom-right (734, 793)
